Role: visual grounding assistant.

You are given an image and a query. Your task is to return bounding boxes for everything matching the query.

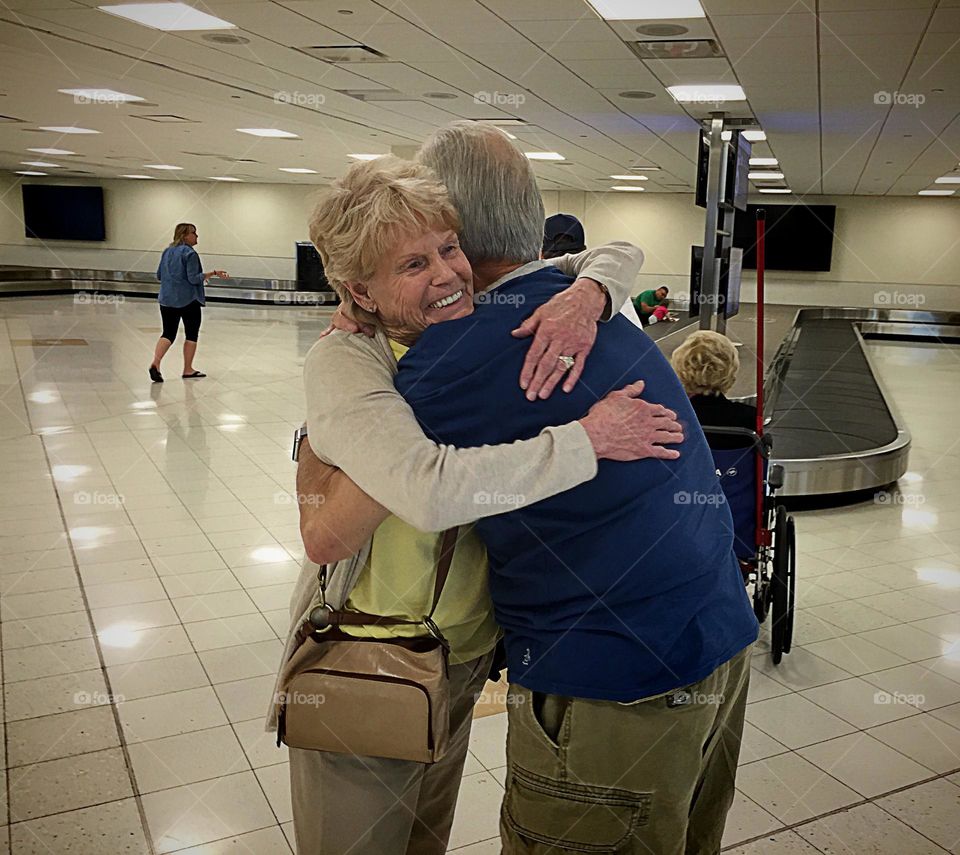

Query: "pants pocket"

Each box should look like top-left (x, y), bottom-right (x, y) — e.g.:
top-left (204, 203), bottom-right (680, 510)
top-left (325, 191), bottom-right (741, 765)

top-left (503, 766), bottom-right (650, 854)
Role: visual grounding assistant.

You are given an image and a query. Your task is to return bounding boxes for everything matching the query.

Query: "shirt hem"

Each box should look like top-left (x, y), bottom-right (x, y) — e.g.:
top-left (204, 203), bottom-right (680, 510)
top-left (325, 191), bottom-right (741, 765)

top-left (511, 631), bottom-right (758, 702)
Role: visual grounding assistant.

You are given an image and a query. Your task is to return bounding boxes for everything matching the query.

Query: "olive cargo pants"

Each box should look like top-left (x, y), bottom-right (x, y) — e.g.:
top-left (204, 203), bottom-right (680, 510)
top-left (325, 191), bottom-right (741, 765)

top-left (500, 645), bottom-right (753, 855)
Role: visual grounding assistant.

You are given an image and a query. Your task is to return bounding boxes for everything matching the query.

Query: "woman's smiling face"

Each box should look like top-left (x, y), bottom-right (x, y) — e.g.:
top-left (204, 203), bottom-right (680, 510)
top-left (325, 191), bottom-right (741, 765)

top-left (348, 227), bottom-right (474, 344)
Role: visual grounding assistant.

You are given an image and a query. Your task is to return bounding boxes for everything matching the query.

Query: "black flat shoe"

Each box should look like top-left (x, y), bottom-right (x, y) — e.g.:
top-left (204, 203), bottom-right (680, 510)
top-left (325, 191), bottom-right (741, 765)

top-left (182, 371), bottom-right (206, 379)
top-left (149, 366), bottom-right (163, 383)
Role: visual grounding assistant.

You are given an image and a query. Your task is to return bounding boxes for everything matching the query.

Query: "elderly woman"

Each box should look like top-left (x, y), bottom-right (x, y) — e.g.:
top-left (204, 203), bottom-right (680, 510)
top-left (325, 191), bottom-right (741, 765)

top-left (671, 330), bottom-right (757, 444)
top-left (269, 150), bottom-right (683, 854)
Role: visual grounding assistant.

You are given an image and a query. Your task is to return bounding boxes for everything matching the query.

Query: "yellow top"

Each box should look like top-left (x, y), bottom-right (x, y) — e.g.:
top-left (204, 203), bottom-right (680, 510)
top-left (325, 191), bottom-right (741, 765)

top-left (341, 340), bottom-right (500, 664)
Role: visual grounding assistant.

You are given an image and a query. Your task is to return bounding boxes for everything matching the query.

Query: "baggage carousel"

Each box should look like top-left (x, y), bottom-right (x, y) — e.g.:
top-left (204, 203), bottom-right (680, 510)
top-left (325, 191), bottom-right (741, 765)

top-left (0, 266), bottom-right (338, 306)
top-left (767, 307), bottom-right (959, 497)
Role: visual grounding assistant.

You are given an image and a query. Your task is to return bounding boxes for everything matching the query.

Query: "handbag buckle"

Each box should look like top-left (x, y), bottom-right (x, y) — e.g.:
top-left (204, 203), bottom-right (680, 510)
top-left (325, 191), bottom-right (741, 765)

top-left (422, 616), bottom-right (449, 651)
top-left (308, 605), bottom-right (334, 632)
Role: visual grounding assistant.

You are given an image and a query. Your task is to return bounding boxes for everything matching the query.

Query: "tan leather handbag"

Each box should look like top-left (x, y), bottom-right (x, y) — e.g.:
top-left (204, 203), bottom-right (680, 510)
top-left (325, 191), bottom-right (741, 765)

top-left (277, 528), bottom-right (458, 764)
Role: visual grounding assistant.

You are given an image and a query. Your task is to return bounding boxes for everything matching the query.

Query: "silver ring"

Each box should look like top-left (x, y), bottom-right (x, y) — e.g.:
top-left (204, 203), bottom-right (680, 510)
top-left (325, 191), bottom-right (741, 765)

top-left (558, 355), bottom-right (575, 371)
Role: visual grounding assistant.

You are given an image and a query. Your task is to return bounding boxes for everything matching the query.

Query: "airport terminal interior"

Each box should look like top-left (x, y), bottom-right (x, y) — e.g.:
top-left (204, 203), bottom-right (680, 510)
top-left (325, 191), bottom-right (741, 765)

top-left (1, 0), bottom-right (960, 853)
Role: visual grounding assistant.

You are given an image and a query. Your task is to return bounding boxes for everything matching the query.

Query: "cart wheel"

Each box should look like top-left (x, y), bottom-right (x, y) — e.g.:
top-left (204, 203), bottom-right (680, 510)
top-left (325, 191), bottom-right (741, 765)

top-left (770, 506), bottom-right (789, 665)
top-left (782, 515), bottom-right (797, 654)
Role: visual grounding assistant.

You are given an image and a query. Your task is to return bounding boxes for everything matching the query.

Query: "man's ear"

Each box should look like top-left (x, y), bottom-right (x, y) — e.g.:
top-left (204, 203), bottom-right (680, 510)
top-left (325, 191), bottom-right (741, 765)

top-left (343, 281), bottom-right (376, 313)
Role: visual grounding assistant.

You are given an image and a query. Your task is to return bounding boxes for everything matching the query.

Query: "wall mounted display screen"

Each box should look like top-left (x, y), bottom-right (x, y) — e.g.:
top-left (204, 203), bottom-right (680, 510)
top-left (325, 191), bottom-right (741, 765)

top-left (733, 204), bottom-right (836, 271)
top-left (722, 247), bottom-right (743, 318)
top-left (22, 185), bottom-right (106, 241)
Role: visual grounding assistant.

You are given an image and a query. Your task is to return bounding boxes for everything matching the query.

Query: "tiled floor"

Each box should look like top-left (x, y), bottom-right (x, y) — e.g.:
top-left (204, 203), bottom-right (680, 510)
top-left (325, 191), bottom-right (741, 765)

top-left (1, 295), bottom-right (959, 854)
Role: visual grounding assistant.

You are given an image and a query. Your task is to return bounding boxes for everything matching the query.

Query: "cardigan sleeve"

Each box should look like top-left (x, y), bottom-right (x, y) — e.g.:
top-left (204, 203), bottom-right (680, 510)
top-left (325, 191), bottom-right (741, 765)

top-left (303, 333), bottom-right (598, 532)
top-left (550, 241), bottom-right (645, 321)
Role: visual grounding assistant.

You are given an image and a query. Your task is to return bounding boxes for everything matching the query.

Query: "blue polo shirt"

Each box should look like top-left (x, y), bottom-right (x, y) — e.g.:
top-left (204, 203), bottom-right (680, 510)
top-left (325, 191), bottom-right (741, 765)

top-left (156, 244), bottom-right (205, 308)
top-left (395, 265), bottom-right (758, 702)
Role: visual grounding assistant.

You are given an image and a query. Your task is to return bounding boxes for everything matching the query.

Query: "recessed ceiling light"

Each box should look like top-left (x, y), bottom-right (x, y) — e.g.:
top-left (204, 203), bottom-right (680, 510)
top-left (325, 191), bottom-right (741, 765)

top-left (347, 154), bottom-right (383, 161)
top-left (918, 189), bottom-right (955, 196)
top-left (759, 188), bottom-right (791, 194)
top-left (121, 174), bottom-right (155, 179)
top-left (934, 176), bottom-right (960, 184)
top-left (15, 171), bottom-right (47, 176)
top-left (21, 161), bottom-right (61, 167)
top-left (237, 128), bottom-right (299, 138)
top-left (27, 147), bottom-right (75, 155)
top-left (722, 129), bottom-right (766, 142)
top-left (209, 176), bottom-right (242, 181)
top-left (668, 85), bottom-right (746, 104)
top-left (749, 157), bottom-right (778, 166)
top-left (629, 166), bottom-right (661, 171)
top-left (99, 3), bottom-right (236, 31)
top-left (748, 171), bottom-right (784, 180)
top-left (58, 88), bottom-right (144, 104)
top-left (38, 126), bottom-right (99, 134)
top-left (144, 164), bottom-right (182, 170)
top-left (279, 167), bottom-right (317, 173)
top-left (618, 90), bottom-right (656, 100)
top-left (525, 152), bottom-right (565, 161)
top-left (610, 175), bottom-right (648, 180)
top-left (611, 185), bottom-right (646, 192)
top-left (586, 0), bottom-right (705, 20)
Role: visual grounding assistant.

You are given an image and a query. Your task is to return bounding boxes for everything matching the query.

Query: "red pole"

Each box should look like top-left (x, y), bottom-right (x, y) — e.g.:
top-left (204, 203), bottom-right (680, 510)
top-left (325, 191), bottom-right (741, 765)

top-left (755, 210), bottom-right (766, 547)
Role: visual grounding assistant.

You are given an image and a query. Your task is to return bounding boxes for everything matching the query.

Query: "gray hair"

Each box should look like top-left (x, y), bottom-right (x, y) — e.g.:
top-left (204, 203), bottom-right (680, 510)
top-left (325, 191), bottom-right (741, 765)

top-left (418, 121), bottom-right (544, 265)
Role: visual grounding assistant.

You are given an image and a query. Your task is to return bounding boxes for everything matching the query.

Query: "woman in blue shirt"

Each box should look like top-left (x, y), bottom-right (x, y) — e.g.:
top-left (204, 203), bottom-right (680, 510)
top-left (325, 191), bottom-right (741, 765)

top-left (149, 222), bottom-right (227, 382)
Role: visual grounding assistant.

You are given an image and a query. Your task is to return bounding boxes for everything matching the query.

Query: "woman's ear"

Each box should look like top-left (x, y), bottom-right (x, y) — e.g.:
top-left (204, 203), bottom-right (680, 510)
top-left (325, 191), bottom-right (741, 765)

top-left (343, 282), bottom-right (377, 313)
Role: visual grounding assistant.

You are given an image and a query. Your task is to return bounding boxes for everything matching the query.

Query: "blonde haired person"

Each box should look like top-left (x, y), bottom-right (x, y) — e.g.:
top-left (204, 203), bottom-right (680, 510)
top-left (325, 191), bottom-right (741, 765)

top-left (269, 148), bottom-right (685, 854)
top-left (671, 330), bottom-right (757, 445)
top-left (149, 222), bottom-right (227, 382)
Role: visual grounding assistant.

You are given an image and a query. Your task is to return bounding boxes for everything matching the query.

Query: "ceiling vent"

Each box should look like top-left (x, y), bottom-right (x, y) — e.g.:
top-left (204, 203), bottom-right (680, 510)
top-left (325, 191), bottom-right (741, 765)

top-left (133, 114), bottom-right (197, 123)
top-left (635, 24), bottom-right (690, 37)
top-left (628, 39), bottom-right (723, 60)
top-left (0, 114), bottom-right (23, 123)
top-left (300, 45), bottom-right (388, 63)
top-left (338, 88), bottom-right (408, 102)
top-left (202, 33), bottom-right (250, 45)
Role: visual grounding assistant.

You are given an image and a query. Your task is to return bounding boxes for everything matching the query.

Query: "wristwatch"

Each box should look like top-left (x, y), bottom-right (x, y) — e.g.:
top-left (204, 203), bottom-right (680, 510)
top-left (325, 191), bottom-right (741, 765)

top-left (292, 425), bottom-right (309, 462)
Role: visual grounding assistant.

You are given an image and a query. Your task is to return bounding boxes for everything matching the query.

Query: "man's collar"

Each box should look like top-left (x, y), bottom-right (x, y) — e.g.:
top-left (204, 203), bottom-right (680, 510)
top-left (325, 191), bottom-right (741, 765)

top-left (484, 259), bottom-right (553, 294)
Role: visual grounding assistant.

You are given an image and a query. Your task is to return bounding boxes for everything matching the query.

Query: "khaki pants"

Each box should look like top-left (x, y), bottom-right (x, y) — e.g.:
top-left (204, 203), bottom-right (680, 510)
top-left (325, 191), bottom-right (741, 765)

top-left (500, 645), bottom-right (752, 855)
top-left (289, 652), bottom-right (493, 855)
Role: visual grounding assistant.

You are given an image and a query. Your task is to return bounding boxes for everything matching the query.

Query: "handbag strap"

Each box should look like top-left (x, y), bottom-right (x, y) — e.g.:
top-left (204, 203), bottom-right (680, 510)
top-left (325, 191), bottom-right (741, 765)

top-left (312, 526), bottom-right (459, 630)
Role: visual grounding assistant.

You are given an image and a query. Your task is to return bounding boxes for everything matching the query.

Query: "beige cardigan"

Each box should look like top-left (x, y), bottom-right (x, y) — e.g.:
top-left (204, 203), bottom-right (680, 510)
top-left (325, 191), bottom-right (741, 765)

top-left (266, 243), bottom-right (643, 730)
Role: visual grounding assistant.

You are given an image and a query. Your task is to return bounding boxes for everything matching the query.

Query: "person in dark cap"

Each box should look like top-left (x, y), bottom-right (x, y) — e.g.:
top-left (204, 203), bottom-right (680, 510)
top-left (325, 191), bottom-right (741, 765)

top-left (542, 212), bottom-right (586, 258)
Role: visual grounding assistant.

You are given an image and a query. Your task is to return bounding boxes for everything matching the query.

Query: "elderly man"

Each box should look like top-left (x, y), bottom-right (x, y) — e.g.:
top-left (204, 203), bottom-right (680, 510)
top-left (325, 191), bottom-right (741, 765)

top-left (276, 147), bottom-right (686, 850)
top-left (395, 122), bottom-right (759, 854)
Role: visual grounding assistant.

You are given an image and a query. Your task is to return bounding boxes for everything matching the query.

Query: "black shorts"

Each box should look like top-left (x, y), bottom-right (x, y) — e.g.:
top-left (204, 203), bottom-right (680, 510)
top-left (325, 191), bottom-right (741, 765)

top-left (159, 301), bottom-right (202, 343)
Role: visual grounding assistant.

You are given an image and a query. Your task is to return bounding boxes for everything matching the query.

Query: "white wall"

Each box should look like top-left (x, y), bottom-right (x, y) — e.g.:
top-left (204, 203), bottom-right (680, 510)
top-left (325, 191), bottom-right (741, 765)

top-left (3, 173), bottom-right (958, 311)
top-left (543, 189), bottom-right (960, 311)
top-left (0, 175), bottom-right (323, 280)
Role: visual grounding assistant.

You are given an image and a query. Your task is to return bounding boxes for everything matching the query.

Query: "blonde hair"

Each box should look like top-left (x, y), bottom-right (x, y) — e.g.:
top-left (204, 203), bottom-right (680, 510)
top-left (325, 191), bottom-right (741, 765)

top-left (671, 330), bottom-right (740, 396)
top-left (309, 156), bottom-right (461, 325)
top-left (170, 223), bottom-right (196, 246)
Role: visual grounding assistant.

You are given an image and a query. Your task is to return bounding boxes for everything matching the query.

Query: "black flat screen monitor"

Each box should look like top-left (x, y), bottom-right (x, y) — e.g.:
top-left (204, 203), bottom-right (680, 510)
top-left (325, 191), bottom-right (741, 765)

top-left (726, 135), bottom-right (751, 212)
top-left (722, 247), bottom-right (743, 318)
top-left (295, 241), bottom-right (334, 293)
top-left (733, 204), bottom-right (836, 271)
top-left (694, 131), bottom-right (710, 209)
top-left (22, 185), bottom-right (105, 241)
top-left (688, 245), bottom-right (704, 318)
